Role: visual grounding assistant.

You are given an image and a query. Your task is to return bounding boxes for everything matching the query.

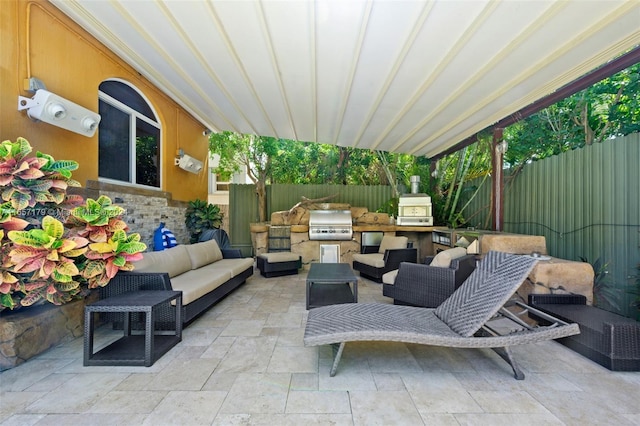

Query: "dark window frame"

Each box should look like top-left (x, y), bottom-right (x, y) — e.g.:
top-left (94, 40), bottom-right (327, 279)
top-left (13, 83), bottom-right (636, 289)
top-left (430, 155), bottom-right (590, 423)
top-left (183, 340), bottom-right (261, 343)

top-left (98, 80), bottom-right (162, 189)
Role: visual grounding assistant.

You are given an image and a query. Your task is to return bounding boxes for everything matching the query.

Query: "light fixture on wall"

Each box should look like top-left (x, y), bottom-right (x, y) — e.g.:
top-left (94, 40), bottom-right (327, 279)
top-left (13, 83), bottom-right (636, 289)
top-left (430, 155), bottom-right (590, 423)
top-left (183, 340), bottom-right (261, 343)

top-left (495, 140), bottom-right (508, 154)
top-left (175, 149), bottom-right (203, 174)
top-left (17, 89), bottom-right (101, 137)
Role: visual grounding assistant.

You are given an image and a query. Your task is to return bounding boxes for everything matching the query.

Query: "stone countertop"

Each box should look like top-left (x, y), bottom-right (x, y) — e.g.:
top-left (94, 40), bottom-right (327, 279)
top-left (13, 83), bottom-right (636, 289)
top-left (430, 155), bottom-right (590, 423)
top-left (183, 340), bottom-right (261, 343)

top-left (251, 223), bottom-right (444, 233)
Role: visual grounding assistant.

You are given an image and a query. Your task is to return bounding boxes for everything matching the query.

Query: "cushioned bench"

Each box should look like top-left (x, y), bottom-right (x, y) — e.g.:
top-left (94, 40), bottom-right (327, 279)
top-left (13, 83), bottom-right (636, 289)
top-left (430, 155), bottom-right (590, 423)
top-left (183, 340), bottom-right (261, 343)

top-left (529, 294), bottom-right (640, 371)
top-left (257, 252), bottom-right (302, 277)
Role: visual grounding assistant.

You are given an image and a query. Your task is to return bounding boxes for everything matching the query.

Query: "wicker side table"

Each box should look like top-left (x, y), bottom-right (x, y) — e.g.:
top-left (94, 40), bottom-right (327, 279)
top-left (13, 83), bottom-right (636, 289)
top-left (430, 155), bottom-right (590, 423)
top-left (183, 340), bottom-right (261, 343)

top-left (84, 290), bottom-right (182, 367)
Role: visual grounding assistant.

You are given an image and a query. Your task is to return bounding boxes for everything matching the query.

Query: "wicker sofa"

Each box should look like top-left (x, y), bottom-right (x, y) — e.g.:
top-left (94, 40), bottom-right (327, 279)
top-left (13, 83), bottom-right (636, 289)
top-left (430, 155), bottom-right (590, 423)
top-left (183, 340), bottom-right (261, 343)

top-left (100, 239), bottom-right (254, 325)
top-left (529, 294), bottom-right (640, 371)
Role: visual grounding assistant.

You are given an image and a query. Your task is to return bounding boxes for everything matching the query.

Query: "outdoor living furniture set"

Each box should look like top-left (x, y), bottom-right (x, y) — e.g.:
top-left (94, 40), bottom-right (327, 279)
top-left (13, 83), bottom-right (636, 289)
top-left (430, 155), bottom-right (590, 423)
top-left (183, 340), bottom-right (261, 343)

top-left (99, 238), bottom-right (254, 326)
top-left (529, 294), bottom-right (640, 371)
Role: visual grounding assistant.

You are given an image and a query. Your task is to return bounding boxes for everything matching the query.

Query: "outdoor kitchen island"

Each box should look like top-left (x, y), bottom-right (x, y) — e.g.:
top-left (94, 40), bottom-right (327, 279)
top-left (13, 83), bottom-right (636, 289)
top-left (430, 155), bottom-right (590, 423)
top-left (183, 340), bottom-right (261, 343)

top-left (250, 202), bottom-right (441, 268)
top-left (251, 222), bottom-right (439, 269)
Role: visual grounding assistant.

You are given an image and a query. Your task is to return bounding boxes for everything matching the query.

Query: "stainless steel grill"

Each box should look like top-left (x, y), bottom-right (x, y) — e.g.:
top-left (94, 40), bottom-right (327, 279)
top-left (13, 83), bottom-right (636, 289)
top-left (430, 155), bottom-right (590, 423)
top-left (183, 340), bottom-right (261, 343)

top-left (308, 210), bottom-right (353, 240)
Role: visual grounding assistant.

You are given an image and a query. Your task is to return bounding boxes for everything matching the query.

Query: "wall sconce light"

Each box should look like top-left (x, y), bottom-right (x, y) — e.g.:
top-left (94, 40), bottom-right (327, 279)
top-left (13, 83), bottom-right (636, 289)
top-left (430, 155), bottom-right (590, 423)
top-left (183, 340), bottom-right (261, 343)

top-left (496, 140), bottom-right (508, 154)
top-left (17, 89), bottom-right (101, 137)
top-left (175, 151), bottom-right (203, 174)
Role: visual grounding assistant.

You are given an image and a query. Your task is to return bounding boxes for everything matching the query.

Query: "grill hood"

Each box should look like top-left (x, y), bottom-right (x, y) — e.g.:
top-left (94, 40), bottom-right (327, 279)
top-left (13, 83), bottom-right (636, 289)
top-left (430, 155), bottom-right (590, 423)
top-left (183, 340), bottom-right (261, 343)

top-left (308, 210), bottom-right (353, 240)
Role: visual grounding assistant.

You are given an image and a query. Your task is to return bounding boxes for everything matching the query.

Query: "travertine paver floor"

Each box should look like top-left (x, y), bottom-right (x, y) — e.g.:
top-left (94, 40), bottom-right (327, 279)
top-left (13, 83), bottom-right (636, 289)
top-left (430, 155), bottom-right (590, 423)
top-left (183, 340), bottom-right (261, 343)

top-left (1, 267), bottom-right (639, 425)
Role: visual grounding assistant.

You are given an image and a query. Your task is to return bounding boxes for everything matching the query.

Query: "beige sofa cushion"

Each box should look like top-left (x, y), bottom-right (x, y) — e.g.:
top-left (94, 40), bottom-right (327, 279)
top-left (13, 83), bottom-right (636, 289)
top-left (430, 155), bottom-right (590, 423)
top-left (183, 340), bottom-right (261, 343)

top-left (378, 236), bottom-right (408, 254)
top-left (133, 245), bottom-right (192, 277)
top-left (430, 247), bottom-right (468, 268)
top-left (258, 252), bottom-right (300, 263)
top-left (185, 239), bottom-right (223, 269)
top-left (170, 268), bottom-right (231, 305)
top-left (352, 253), bottom-right (385, 268)
top-left (209, 258), bottom-right (255, 277)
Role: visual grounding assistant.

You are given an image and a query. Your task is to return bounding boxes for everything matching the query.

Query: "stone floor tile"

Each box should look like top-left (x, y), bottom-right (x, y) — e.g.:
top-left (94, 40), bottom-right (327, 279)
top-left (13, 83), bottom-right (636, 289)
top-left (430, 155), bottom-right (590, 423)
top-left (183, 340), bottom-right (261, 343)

top-left (290, 373), bottom-right (318, 391)
top-left (218, 373), bottom-right (291, 414)
top-left (454, 412), bottom-right (565, 425)
top-left (24, 373), bottom-right (129, 413)
top-left (179, 326), bottom-right (222, 346)
top-left (468, 390), bottom-right (549, 413)
top-left (87, 390), bottom-right (167, 413)
top-left (349, 390), bottom-right (424, 425)
top-left (527, 388), bottom-right (639, 425)
top-left (30, 413), bottom-right (148, 425)
top-left (201, 371), bottom-right (239, 391)
top-left (219, 319), bottom-right (266, 337)
top-left (285, 390), bottom-right (350, 414)
top-left (409, 388), bottom-right (483, 414)
top-left (372, 373), bottom-right (406, 391)
top-left (201, 336), bottom-right (236, 358)
top-left (0, 413), bottom-right (45, 426)
top-left (144, 358), bottom-right (219, 391)
top-left (212, 413), bottom-right (354, 425)
top-left (267, 346), bottom-right (318, 373)
top-left (276, 327), bottom-right (305, 347)
top-left (142, 390), bottom-right (226, 425)
top-left (215, 336), bottom-right (277, 373)
top-left (265, 312), bottom-right (304, 328)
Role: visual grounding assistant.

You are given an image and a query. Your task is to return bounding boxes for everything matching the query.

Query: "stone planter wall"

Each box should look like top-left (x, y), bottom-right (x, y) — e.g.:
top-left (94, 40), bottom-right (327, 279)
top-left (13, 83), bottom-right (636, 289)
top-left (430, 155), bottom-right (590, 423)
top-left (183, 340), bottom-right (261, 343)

top-left (0, 292), bottom-right (98, 371)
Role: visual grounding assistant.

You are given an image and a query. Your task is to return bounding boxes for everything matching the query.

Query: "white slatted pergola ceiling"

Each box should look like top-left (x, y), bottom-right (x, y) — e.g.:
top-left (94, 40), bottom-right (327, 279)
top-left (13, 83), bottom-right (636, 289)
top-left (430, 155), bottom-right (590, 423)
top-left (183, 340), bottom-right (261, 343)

top-left (52, 0), bottom-right (640, 158)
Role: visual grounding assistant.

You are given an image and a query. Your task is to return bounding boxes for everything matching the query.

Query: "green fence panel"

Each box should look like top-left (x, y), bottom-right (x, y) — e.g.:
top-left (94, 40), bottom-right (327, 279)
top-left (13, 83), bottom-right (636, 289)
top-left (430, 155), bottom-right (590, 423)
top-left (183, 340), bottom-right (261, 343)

top-left (461, 133), bottom-right (640, 317)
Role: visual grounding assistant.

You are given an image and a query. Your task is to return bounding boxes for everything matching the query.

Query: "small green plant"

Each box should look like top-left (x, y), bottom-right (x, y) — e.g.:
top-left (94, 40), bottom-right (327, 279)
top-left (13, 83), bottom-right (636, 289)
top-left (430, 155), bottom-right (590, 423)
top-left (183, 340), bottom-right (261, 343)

top-left (185, 199), bottom-right (223, 243)
top-left (579, 256), bottom-right (621, 312)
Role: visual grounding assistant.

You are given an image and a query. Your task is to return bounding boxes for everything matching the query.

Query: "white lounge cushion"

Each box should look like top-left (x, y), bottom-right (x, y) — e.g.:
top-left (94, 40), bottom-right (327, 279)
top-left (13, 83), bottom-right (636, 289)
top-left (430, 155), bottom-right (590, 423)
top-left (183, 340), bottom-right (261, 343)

top-left (259, 252), bottom-right (300, 263)
top-left (352, 253), bottom-right (385, 268)
top-left (430, 247), bottom-right (468, 268)
top-left (382, 269), bottom-right (398, 285)
top-left (378, 236), bottom-right (408, 254)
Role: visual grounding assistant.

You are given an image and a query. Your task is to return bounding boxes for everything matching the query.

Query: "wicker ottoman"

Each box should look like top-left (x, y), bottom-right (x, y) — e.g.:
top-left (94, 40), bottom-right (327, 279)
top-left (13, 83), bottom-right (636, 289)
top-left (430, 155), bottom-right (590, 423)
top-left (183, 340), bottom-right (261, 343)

top-left (529, 294), bottom-right (640, 371)
top-left (257, 252), bottom-right (302, 278)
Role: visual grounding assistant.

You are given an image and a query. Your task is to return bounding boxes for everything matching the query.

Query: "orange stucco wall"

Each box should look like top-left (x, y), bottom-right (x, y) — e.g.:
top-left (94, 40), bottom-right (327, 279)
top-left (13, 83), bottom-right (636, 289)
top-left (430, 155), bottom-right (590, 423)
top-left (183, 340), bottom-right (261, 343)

top-left (1, 0), bottom-right (209, 202)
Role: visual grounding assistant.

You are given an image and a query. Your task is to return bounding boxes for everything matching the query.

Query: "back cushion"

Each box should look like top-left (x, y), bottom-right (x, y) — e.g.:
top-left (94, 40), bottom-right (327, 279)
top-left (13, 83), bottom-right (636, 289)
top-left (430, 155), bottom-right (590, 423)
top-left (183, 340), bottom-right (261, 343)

top-left (378, 236), bottom-right (408, 253)
top-left (430, 247), bottom-right (468, 268)
top-left (185, 239), bottom-right (223, 269)
top-left (132, 245), bottom-right (192, 278)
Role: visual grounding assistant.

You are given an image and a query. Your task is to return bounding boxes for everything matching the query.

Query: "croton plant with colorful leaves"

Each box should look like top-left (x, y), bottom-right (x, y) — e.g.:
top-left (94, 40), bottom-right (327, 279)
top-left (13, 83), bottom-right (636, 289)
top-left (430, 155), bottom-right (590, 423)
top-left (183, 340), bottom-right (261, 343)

top-left (0, 137), bottom-right (146, 310)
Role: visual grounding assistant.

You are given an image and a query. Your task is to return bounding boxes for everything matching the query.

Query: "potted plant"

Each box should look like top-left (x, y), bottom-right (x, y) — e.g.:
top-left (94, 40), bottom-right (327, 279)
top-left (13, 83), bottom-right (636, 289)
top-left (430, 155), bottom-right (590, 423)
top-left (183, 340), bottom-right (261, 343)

top-left (184, 199), bottom-right (223, 243)
top-left (0, 137), bottom-right (146, 311)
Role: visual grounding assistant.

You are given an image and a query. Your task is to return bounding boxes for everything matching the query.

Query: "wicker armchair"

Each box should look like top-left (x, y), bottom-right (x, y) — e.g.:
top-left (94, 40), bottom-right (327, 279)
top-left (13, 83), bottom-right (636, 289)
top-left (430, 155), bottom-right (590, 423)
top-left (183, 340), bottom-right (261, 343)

top-left (352, 235), bottom-right (417, 282)
top-left (383, 254), bottom-right (477, 307)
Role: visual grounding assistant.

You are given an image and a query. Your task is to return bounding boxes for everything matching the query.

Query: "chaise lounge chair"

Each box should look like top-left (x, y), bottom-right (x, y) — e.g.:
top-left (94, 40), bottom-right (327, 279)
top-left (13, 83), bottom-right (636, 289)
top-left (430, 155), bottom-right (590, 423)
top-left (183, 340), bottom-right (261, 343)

top-left (304, 251), bottom-right (580, 380)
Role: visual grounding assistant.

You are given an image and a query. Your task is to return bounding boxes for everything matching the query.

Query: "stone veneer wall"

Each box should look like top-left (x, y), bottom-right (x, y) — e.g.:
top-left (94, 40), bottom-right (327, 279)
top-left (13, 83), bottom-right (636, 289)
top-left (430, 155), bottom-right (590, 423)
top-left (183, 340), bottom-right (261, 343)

top-left (87, 182), bottom-right (231, 250)
top-left (86, 181), bottom-right (189, 250)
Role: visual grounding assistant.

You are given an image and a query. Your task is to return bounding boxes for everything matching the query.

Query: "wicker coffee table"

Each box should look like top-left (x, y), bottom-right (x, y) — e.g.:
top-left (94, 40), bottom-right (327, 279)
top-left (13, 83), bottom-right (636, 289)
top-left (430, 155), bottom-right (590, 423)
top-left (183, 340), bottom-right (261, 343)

top-left (84, 290), bottom-right (182, 367)
top-left (306, 263), bottom-right (358, 310)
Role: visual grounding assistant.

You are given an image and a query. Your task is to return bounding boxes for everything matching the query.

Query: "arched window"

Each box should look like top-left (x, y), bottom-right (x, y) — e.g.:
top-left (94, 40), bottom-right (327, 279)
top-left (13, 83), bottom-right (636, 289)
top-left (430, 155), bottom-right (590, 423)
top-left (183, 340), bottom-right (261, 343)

top-left (98, 80), bottom-right (161, 188)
